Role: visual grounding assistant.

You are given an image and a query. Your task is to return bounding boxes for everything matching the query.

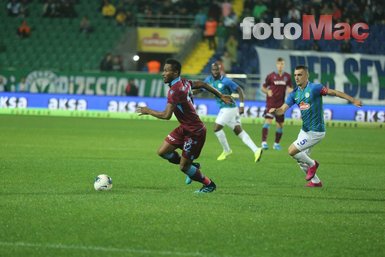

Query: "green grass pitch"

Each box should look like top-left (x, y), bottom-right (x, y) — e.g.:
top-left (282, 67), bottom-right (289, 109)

top-left (1, 115), bottom-right (384, 257)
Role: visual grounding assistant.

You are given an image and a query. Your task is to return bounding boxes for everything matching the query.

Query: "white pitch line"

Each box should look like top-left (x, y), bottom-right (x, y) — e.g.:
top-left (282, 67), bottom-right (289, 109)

top-left (0, 241), bottom-right (245, 257)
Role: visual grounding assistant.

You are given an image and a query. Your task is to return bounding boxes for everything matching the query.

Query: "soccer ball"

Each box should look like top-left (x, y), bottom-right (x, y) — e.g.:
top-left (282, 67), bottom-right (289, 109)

top-left (94, 174), bottom-right (112, 191)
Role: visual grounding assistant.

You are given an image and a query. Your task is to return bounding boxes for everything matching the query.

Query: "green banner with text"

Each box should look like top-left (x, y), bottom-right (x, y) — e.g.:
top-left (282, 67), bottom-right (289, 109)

top-left (0, 69), bottom-right (170, 97)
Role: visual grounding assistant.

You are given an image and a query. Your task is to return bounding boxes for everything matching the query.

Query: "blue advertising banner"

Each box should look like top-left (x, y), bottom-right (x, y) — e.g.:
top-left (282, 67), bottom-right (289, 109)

top-left (1, 93), bottom-right (384, 122)
top-left (256, 47), bottom-right (385, 105)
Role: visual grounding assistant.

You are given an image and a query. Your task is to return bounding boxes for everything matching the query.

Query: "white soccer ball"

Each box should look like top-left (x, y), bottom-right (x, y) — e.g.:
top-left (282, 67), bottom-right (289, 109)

top-left (94, 174), bottom-right (113, 191)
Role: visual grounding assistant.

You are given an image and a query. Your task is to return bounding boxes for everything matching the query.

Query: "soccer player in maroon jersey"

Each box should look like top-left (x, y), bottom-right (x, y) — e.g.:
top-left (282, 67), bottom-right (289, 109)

top-left (136, 59), bottom-right (232, 193)
top-left (261, 57), bottom-right (293, 150)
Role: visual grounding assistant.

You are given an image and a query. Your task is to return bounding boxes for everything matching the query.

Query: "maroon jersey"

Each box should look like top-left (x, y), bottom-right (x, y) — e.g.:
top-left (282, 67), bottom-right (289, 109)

top-left (167, 77), bottom-right (205, 134)
top-left (263, 72), bottom-right (292, 108)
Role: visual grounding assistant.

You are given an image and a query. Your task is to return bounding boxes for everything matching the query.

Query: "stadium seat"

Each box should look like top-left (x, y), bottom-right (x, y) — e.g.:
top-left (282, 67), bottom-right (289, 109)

top-left (0, 1), bottom-right (126, 72)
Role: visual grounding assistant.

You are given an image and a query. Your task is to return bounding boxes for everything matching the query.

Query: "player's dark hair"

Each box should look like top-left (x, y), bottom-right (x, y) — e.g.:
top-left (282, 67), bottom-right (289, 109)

top-left (277, 57), bottom-right (284, 62)
top-left (295, 65), bottom-right (308, 72)
top-left (165, 59), bottom-right (181, 76)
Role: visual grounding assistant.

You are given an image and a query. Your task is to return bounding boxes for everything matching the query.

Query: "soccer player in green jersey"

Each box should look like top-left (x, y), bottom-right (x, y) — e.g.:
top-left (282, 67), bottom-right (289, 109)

top-left (203, 63), bottom-right (263, 162)
top-left (270, 65), bottom-right (362, 187)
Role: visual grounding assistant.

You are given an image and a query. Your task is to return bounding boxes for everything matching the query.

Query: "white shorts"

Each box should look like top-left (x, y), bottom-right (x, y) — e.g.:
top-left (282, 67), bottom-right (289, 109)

top-left (215, 107), bottom-right (241, 130)
top-left (293, 129), bottom-right (326, 152)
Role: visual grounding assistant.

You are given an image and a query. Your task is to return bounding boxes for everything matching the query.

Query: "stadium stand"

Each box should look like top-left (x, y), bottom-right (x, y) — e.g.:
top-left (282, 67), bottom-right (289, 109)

top-left (0, 0), bottom-right (384, 75)
top-left (182, 41), bottom-right (215, 75)
top-left (202, 0), bottom-right (385, 74)
top-left (0, 0), bottom-right (125, 71)
top-left (232, 0), bottom-right (385, 73)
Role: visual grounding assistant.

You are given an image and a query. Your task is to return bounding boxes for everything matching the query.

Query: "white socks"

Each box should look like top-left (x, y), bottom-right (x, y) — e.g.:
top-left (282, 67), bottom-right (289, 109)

top-left (215, 130), bottom-right (259, 154)
top-left (238, 131), bottom-right (259, 153)
top-left (215, 130), bottom-right (231, 152)
top-left (293, 152), bottom-right (315, 167)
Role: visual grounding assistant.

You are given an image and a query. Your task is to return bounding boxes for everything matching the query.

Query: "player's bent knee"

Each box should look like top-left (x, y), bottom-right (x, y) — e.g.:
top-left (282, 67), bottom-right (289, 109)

top-left (233, 126), bottom-right (242, 135)
top-left (288, 145), bottom-right (299, 156)
top-left (158, 150), bottom-right (172, 159)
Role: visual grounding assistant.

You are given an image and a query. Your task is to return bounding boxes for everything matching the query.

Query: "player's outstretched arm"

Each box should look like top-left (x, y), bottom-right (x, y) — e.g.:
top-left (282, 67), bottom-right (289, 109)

top-left (192, 81), bottom-right (233, 104)
top-left (192, 89), bottom-right (202, 95)
top-left (269, 103), bottom-right (290, 116)
top-left (136, 103), bottom-right (175, 120)
top-left (327, 89), bottom-right (363, 107)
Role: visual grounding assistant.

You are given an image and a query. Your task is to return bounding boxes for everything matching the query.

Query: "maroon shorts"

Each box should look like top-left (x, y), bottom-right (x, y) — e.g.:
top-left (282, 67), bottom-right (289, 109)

top-left (263, 108), bottom-right (285, 123)
top-left (165, 126), bottom-right (206, 160)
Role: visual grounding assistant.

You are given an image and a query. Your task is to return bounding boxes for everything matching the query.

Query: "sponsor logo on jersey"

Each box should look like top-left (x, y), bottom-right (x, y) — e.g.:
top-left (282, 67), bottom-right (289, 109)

top-left (299, 101), bottom-right (310, 110)
top-left (305, 92), bottom-right (310, 98)
top-left (273, 80), bottom-right (287, 85)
